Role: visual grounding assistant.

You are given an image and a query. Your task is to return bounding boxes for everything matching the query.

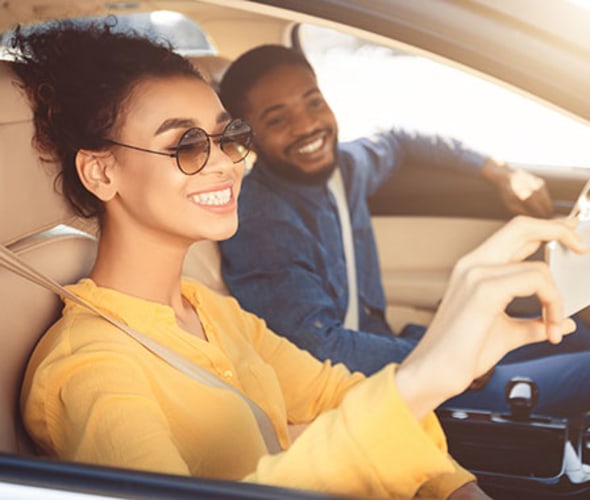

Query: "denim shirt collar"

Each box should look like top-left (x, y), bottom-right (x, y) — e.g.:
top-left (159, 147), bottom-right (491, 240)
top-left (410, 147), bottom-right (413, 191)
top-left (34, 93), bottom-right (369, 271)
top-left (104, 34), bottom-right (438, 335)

top-left (250, 156), bottom-right (339, 205)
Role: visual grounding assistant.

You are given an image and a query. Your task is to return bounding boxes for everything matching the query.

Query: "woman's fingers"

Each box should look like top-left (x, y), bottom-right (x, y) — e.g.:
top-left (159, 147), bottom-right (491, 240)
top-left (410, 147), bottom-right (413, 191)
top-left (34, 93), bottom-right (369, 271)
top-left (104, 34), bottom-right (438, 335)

top-left (422, 261), bottom-right (570, 393)
top-left (498, 315), bottom-right (576, 351)
top-left (467, 260), bottom-right (571, 343)
top-left (486, 260), bottom-right (562, 316)
top-left (397, 222), bottom-right (584, 421)
top-left (460, 216), bottom-right (588, 270)
top-left (447, 260), bottom-right (560, 324)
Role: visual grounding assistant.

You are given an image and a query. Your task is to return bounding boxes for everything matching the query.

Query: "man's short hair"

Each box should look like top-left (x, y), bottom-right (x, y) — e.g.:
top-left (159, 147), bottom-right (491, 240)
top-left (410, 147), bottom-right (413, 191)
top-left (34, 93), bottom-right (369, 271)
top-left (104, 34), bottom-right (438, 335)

top-left (219, 44), bottom-right (315, 118)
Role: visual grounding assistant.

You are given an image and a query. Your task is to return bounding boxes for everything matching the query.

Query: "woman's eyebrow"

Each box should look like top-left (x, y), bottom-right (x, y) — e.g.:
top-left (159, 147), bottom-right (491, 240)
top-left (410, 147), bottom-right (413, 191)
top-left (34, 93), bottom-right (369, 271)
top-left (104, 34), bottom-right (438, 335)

top-left (217, 110), bottom-right (231, 124)
top-left (155, 118), bottom-right (196, 135)
top-left (155, 111), bottom-right (231, 135)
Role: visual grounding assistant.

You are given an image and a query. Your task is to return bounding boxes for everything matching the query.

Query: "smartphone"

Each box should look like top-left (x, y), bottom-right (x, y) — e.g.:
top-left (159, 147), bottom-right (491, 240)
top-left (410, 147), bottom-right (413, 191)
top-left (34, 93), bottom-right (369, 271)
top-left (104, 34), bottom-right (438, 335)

top-left (545, 179), bottom-right (590, 317)
top-left (546, 221), bottom-right (590, 317)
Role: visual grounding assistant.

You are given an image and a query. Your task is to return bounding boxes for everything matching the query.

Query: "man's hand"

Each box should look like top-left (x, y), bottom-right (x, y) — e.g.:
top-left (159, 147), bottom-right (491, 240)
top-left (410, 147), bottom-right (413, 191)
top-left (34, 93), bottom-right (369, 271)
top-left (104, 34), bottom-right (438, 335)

top-left (447, 481), bottom-right (492, 499)
top-left (481, 157), bottom-right (553, 218)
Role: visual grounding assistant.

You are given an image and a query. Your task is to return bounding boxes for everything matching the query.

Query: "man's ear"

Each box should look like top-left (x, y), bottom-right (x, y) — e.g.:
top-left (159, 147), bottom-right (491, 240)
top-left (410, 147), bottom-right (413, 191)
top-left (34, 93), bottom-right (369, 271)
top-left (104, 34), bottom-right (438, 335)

top-left (76, 149), bottom-right (118, 201)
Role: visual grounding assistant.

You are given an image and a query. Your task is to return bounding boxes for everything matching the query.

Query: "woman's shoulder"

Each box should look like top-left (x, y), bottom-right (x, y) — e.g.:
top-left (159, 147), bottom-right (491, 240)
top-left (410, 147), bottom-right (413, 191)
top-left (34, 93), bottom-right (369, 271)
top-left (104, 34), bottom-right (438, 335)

top-left (39, 299), bottom-right (136, 360)
top-left (22, 280), bottom-right (141, 400)
top-left (37, 278), bottom-right (153, 358)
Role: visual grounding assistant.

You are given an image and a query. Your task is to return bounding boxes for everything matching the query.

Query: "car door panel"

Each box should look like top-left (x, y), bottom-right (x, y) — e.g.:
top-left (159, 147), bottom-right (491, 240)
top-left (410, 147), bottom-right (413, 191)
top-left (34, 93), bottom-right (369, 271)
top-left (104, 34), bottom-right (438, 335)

top-left (368, 161), bottom-right (590, 219)
top-left (372, 216), bottom-right (504, 330)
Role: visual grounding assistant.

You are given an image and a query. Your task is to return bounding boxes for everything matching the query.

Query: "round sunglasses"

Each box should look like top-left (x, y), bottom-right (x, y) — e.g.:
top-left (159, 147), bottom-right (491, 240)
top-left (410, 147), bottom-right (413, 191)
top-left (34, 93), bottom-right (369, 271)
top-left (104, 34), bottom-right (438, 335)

top-left (105, 118), bottom-right (253, 175)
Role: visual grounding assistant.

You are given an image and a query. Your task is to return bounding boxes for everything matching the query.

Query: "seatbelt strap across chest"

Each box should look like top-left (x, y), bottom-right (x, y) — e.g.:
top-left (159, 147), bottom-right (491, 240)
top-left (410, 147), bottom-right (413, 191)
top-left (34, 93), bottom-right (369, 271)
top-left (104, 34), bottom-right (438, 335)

top-left (327, 168), bottom-right (359, 330)
top-left (0, 243), bottom-right (282, 454)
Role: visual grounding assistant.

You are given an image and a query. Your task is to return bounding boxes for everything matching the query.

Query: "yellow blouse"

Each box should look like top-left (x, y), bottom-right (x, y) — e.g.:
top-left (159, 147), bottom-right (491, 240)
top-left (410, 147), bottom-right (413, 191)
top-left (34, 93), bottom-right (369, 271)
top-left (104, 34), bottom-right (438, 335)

top-left (21, 278), bottom-right (474, 498)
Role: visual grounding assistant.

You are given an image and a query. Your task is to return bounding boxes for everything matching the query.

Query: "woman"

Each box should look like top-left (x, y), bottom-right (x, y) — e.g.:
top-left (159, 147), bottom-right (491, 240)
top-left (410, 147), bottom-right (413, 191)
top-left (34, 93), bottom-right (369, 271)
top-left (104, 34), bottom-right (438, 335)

top-left (12, 22), bottom-right (587, 499)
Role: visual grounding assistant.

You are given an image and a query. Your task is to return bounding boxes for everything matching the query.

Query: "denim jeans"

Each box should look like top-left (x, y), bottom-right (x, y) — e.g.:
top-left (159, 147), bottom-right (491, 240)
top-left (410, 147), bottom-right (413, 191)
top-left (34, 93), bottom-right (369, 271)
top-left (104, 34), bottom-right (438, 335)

top-left (410, 316), bottom-right (590, 417)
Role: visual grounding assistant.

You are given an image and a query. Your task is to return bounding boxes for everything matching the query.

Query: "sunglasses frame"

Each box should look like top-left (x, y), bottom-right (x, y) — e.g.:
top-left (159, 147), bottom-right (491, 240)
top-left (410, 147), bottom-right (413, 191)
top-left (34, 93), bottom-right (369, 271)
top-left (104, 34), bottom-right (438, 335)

top-left (104, 118), bottom-right (253, 175)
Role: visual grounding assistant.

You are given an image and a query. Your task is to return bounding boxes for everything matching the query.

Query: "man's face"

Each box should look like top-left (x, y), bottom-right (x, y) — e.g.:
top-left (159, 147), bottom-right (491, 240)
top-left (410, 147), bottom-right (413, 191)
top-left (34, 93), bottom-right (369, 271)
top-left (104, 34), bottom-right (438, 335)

top-left (242, 63), bottom-right (339, 181)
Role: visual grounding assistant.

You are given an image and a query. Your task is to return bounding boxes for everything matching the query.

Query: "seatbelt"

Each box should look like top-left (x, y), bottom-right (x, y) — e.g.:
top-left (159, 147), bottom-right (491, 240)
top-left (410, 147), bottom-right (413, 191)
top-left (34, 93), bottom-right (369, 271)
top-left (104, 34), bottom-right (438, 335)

top-left (327, 168), bottom-right (359, 330)
top-left (0, 243), bottom-right (282, 454)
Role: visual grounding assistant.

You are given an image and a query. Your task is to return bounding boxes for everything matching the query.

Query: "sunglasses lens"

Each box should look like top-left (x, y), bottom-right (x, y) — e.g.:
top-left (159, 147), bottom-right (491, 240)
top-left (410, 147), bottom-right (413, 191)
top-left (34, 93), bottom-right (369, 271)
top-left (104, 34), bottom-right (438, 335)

top-left (221, 119), bottom-right (253, 163)
top-left (176, 128), bottom-right (209, 174)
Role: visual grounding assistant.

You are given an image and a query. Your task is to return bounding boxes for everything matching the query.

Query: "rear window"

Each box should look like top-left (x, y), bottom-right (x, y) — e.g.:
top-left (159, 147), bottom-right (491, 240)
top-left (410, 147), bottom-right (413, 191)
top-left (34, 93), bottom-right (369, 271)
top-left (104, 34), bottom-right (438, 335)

top-left (1, 11), bottom-right (215, 56)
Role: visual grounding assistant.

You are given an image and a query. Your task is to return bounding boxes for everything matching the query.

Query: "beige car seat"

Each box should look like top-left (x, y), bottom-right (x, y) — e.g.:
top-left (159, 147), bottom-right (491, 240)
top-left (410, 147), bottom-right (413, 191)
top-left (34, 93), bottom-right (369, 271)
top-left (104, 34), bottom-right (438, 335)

top-left (186, 54), bottom-right (232, 92)
top-left (0, 61), bottom-right (97, 455)
top-left (0, 60), bottom-right (229, 456)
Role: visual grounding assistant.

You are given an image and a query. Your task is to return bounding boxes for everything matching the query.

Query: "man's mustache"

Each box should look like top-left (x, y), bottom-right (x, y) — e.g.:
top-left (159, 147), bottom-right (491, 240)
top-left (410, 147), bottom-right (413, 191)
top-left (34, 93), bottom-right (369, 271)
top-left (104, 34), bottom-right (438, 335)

top-left (284, 128), bottom-right (332, 155)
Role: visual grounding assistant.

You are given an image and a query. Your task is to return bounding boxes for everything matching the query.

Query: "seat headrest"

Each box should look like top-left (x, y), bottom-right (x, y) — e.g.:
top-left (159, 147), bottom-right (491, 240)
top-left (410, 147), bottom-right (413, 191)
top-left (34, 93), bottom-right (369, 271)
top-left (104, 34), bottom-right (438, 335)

top-left (0, 227), bottom-right (97, 454)
top-left (0, 61), bottom-right (75, 246)
top-left (186, 54), bottom-right (232, 92)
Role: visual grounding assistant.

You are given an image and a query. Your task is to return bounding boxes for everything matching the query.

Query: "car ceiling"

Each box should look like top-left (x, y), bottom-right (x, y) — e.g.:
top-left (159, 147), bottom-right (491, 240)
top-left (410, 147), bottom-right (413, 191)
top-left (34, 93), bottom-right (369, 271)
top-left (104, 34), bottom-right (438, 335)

top-left (2, 0), bottom-right (590, 123)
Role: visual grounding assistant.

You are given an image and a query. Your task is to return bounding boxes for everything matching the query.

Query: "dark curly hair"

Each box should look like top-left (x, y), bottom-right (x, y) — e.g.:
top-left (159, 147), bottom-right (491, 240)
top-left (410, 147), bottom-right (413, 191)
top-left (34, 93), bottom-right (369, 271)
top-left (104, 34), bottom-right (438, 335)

top-left (10, 20), bottom-right (203, 219)
top-left (219, 44), bottom-right (314, 120)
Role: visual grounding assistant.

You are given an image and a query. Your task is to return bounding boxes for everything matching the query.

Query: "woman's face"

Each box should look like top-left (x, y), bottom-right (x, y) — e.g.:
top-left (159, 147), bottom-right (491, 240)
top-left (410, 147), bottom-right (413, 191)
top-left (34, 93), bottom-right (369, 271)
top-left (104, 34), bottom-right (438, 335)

top-left (105, 76), bottom-right (245, 245)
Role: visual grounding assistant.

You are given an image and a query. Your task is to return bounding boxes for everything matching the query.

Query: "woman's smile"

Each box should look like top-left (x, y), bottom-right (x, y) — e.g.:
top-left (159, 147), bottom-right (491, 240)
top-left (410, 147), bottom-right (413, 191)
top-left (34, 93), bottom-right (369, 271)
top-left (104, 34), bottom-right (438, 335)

top-left (188, 181), bottom-right (238, 214)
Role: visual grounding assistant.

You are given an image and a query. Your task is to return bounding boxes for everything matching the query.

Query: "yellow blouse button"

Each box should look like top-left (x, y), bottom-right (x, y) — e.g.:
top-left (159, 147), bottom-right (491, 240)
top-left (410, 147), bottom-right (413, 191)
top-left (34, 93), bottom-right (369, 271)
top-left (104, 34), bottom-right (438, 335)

top-left (223, 370), bottom-right (233, 379)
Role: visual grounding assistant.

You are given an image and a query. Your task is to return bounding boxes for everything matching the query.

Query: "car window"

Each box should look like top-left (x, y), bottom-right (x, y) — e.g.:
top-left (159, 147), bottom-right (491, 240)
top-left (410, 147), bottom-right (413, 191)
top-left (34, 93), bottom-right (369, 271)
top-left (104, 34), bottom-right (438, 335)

top-left (297, 24), bottom-right (590, 170)
top-left (0, 11), bottom-right (216, 56)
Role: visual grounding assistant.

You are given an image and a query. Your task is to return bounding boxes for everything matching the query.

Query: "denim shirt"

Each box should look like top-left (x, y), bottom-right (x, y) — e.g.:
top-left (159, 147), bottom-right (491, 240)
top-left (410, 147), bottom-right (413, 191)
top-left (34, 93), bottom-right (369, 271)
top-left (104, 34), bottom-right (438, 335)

top-left (220, 129), bottom-right (487, 374)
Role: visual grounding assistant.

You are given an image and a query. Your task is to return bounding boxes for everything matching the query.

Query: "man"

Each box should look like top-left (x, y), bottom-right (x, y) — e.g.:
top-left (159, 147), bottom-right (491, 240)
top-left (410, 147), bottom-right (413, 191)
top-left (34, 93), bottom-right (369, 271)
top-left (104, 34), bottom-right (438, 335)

top-left (218, 45), bottom-right (590, 416)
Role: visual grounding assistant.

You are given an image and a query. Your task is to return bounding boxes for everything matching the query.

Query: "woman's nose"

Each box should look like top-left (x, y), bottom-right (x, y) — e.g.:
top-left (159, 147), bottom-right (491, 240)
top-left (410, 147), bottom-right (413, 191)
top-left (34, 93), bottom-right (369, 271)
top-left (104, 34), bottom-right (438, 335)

top-left (201, 141), bottom-right (238, 174)
top-left (203, 141), bottom-right (243, 177)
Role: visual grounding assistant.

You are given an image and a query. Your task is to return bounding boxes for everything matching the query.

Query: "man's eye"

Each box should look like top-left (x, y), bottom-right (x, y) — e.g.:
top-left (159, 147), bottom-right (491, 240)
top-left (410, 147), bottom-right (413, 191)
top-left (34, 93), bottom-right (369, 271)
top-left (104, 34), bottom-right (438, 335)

top-left (266, 116), bottom-right (286, 127)
top-left (309, 98), bottom-right (325, 109)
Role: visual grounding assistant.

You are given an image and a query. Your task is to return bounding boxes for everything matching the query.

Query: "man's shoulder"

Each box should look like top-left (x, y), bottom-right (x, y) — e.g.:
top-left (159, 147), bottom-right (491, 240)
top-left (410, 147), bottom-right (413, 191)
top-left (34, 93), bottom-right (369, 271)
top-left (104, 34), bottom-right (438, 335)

top-left (239, 168), bottom-right (300, 217)
top-left (241, 168), bottom-right (281, 199)
top-left (339, 131), bottom-right (398, 156)
top-left (240, 179), bottom-right (281, 210)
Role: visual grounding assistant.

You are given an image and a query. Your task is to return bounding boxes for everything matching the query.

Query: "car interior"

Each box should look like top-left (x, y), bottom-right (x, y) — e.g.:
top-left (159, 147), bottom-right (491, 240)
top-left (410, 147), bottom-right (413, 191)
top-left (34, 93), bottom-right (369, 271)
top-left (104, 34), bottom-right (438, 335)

top-left (1, 0), bottom-right (590, 498)
top-left (0, 16), bottom-right (509, 457)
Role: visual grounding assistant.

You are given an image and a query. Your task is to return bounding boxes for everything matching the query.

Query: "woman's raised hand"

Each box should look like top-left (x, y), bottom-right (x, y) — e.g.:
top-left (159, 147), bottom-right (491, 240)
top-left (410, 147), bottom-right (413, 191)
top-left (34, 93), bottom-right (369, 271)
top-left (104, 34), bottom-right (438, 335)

top-left (395, 216), bottom-right (589, 420)
top-left (456, 216), bottom-right (586, 268)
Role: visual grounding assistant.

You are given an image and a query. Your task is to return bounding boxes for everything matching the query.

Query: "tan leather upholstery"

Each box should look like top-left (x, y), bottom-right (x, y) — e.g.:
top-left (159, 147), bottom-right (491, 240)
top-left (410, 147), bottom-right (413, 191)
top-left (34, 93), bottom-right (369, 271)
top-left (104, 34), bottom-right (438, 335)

top-left (372, 216), bottom-right (504, 331)
top-left (184, 241), bottom-right (230, 295)
top-left (0, 62), bottom-right (75, 246)
top-left (0, 228), bottom-right (97, 454)
top-left (0, 59), bottom-right (230, 454)
top-left (187, 54), bottom-right (232, 92)
top-left (0, 61), bottom-right (97, 454)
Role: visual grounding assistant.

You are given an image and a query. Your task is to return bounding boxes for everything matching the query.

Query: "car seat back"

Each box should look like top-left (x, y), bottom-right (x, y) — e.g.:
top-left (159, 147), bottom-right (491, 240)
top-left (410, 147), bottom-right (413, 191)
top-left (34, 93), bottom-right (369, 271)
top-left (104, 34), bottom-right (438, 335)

top-left (186, 54), bottom-right (232, 92)
top-left (0, 60), bottom-right (98, 455)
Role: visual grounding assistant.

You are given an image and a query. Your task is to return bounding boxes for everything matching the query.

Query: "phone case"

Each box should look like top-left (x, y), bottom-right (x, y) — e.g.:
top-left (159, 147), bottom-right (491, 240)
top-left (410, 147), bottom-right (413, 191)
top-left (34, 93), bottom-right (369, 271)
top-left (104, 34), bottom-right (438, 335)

top-left (546, 220), bottom-right (590, 317)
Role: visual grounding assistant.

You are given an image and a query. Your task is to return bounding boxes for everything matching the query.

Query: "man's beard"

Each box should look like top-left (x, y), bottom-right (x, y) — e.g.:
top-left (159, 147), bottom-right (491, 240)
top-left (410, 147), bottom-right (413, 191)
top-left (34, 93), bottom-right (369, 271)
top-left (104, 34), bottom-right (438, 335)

top-left (257, 145), bottom-right (338, 185)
